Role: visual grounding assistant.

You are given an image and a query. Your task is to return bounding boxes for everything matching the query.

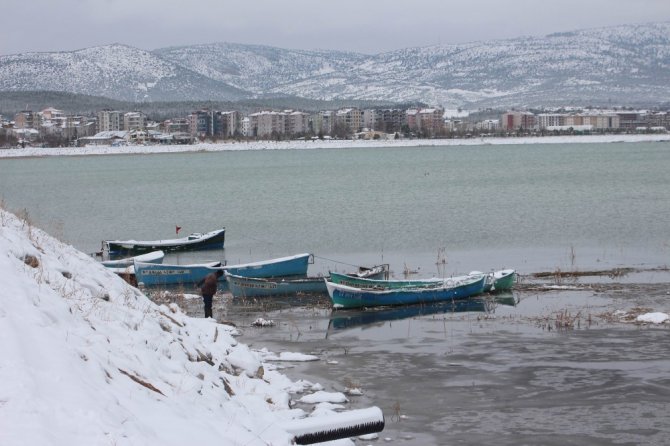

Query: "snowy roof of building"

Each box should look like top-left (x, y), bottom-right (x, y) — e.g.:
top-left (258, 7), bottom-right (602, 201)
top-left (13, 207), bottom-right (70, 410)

top-left (86, 131), bottom-right (129, 140)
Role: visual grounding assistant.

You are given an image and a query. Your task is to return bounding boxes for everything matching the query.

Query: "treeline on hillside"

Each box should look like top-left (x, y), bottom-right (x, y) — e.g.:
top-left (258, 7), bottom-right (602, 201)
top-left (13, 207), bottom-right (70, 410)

top-left (0, 91), bottom-right (418, 121)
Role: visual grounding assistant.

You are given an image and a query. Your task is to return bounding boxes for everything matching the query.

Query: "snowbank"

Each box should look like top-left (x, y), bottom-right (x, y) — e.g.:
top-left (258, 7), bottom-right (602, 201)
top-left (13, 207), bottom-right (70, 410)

top-left (1, 133), bottom-right (668, 158)
top-left (0, 209), bottom-right (359, 445)
top-left (636, 312), bottom-right (669, 324)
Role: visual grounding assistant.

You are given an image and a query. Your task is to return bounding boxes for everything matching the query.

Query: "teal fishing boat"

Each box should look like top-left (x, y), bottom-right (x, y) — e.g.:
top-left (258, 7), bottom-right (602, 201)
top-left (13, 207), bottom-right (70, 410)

top-left (225, 273), bottom-right (328, 298)
top-left (134, 253), bottom-right (312, 287)
top-left (226, 263), bottom-right (389, 298)
top-left (325, 273), bottom-right (487, 309)
top-left (487, 269), bottom-right (516, 292)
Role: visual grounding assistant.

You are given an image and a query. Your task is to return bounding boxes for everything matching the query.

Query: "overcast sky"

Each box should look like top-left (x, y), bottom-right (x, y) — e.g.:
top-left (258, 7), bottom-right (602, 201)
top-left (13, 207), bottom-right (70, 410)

top-left (2, 0), bottom-right (670, 55)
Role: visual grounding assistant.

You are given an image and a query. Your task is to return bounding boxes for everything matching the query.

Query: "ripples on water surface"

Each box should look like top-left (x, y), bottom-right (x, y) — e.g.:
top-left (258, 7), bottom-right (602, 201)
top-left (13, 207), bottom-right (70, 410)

top-left (1, 142), bottom-right (669, 275)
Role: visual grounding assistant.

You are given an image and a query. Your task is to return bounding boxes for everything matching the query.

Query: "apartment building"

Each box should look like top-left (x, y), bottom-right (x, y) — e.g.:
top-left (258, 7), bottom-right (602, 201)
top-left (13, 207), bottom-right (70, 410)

top-left (124, 112), bottom-right (146, 130)
top-left (536, 114), bottom-right (565, 129)
top-left (363, 109), bottom-right (405, 133)
top-left (417, 108), bottom-right (445, 134)
top-left (286, 111), bottom-right (309, 135)
top-left (312, 111), bottom-right (335, 135)
top-left (97, 110), bottom-right (123, 132)
top-left (14, 110), bottom-right (40, 129)
top-left (336, 108), bottom-right (363, 133)
top-left (501, 111), bottom-right (536, 131)
top-left (218, 111), bottom-right (239, 137)
top-left (250, 111), bottom-right (286, 138)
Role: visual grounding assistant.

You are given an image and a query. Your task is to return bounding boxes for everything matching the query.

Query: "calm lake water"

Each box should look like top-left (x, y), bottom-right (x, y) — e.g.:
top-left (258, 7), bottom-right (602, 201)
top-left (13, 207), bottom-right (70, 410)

top-left (1, 141), bottom-right (669, 275)
top-left (2, 141), bottom-right (670, 445)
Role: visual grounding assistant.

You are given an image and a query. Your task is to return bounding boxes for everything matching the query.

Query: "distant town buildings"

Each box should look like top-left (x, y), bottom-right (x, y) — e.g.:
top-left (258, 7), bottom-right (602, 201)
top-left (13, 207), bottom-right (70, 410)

top-left (1, 103), bottom-right (668, 148)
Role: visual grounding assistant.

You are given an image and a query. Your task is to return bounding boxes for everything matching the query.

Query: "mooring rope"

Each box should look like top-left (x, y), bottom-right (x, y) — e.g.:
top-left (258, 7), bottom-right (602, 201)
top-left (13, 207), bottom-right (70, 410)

top-left (312, 254), bottom-right (366, 269)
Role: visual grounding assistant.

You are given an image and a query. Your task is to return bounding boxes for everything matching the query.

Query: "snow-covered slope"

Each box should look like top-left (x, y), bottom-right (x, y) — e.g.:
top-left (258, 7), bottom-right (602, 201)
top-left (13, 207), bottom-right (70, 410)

top-left (2, 22), bottom-right (669, 107)
top-left (0, 208), bottom-right (355, 445)
top-left (0, 44), bottom-right (247, 102)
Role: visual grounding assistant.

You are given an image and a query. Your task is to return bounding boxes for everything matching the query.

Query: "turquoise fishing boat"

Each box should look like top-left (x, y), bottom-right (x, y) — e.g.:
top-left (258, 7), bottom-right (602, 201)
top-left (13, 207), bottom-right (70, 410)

top-left (225, 253), bottom-right (312, 278)
top-left (325, 273), bottom-right (487, 309)
top-left (134, 261), bottom-right (224, 286)
top-left (134, 253), bottom-right (312, 287)
top-left (225, 273), bottom-right (328, 298)
top-left (328, 271), bottom-right (443, 289)
top-left (226, 263), bottom-right (389, 298)
top-left (329, 269), bottom-right (515, 293)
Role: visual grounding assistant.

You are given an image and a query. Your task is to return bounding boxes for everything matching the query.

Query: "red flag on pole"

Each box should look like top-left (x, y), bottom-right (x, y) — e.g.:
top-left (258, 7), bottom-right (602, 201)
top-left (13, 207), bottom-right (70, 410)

top-left (176, 225), bottom-right (182, 235)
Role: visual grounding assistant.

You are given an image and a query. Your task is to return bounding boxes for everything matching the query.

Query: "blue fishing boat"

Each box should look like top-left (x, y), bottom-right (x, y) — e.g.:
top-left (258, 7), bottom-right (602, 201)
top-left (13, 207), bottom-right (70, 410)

top-left (134, 261), bottom-right (224, 287)
top-left (225, 253), bottom-right (312, 278)
top-left (329, 268), bottom-right (515, 293)
top-left (134, 253), bottom-right (312, 287)
top-left (103, 228), bottom-right (225, 258)
top-left (226, 263), bottom-right (389, 298)
top-left (225, 273), bottom-right (328, 298)
top-left (325, 273), bottom-right (487, 309)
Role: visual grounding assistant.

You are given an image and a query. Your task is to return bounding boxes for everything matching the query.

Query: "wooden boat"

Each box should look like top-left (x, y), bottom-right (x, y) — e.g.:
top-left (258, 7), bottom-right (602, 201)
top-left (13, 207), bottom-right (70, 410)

top-left (103, 228), bottom-right (225, 258)
top-left (134, 253), bottom-right (312, 287)
top-left (329, 268), bottom-right (515, 292)
top-left (100, 250), bottom-right (164, 269)
top-left (325, 273), bottom-right (487, 309)
top-left (328, 271), bottom-right (444, 289)
top-left (488, 269), bottom-right (516, 292)
top-left (226, 263), bottom-right (389, 298)
top-left (100, 250), bottom-right (164, 286)
top-left (225, 273), bottom-right (328, 298)
top-left (134, 261), bottom-right (224, 287)
top-left (224, 253), bottom-right (312, 278)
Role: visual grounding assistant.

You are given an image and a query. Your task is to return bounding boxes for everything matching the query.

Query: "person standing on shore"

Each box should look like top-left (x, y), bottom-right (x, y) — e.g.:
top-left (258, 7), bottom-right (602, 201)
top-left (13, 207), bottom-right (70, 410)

top-left (198, 270), bottom-right (223, 318)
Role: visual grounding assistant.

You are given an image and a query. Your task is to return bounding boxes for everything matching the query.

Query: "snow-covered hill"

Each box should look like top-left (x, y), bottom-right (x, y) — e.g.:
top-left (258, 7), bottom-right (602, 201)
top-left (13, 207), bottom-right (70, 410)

top-left (0, 44), bottom-right (247, 102)
top-left (2, 22), bottom-right (670, 107)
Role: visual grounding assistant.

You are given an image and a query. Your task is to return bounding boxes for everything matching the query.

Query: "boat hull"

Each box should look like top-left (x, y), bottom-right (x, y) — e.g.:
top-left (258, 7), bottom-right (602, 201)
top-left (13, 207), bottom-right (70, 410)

top-left (326, 274), bottom-right (487, 309)
top-left (225, 253), bottom-right (311, 278)
top-left (489, 269), bottom-right (516, 292)
top-left (134, 253), bottom-right (312, 287)
top-left (226, 273), bottom-right (327, 298)
top-left (328, 271), bottom-right (443, 289)
top-left (134, 261), bottom-right (223, 287)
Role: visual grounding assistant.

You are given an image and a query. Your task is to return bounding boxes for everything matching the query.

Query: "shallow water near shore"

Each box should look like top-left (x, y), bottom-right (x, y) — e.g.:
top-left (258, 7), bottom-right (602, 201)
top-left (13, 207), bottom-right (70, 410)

top-left (150, 267), bottom-right (670, 446)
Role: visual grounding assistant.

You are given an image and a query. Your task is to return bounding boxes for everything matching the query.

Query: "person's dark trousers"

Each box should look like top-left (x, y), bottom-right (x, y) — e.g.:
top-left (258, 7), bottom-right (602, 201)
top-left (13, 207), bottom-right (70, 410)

top-left (203, 294), bottom-right (213, 318)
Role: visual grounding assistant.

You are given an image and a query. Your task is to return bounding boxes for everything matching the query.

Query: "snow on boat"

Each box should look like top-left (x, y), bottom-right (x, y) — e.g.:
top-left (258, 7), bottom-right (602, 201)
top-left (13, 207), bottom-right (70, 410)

top-left (100, 250), bottom-right (164, 269)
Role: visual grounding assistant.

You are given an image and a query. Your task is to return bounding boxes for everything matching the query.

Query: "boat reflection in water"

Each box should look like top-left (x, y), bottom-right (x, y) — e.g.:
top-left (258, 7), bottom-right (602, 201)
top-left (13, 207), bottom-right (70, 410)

top-left (327, 293), bottom-right (518, 332)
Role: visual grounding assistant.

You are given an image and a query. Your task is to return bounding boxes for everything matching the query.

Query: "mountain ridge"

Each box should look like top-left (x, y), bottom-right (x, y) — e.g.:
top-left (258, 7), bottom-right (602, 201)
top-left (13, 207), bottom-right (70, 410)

top-left (2, 22), bottom-right (669, 108)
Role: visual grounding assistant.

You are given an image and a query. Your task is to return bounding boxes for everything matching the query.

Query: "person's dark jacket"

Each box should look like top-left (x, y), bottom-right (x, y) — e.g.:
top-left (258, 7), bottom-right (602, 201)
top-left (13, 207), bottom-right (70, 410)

top-left (199, 271), bottom-right (221, 296)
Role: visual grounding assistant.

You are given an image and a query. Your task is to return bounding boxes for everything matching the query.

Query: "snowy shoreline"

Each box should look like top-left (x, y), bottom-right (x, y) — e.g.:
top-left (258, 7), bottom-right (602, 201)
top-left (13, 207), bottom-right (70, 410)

top-left (0, 208), bottom-right (373, 445)
top-left (1, 133), bottom-right (668, 158)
